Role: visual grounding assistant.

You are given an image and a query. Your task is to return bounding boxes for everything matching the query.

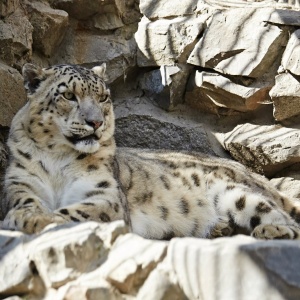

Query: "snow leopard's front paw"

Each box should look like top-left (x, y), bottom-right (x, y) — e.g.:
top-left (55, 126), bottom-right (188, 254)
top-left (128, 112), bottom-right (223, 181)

top-left (208, 217), bottom-right (234, 238)
top-left (251, 224), bottom-right (299, 240)
top-left (2, 209), bottom-right (67, 234)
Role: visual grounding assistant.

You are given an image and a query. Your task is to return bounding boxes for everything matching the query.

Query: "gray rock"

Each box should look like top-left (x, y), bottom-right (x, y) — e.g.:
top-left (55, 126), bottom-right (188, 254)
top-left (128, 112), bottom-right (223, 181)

top-left (27, 1), bottom-right (68, 57)
top-left (139, 64), bottom-right (192, 111)
top-left (91, 12), bottom-right (124, 30)
top-left (50, 28), bottom-right (136, 83)
top-left (49, 0), bottom-right (115, 20)
top-left (268, 8), bottom-right (300, 25)
top-left (135, 16), bottom-right (204, 67)
top-left (281, 29), bottom-right (300, 76)
top-left (269, 73), bottom-right (300, 121)
top-left (115, 115), bottom-right (215, 155)
top-left (223, 123), bottom-right (300, 176)
top-left (185, 71), bottom-right (270, 114)
top-left (0, 7), bottom-right (33, 66)
top-left (188, 8), bottom-right (288, 78)
top-left (0, 63), bottom-right (27, 127)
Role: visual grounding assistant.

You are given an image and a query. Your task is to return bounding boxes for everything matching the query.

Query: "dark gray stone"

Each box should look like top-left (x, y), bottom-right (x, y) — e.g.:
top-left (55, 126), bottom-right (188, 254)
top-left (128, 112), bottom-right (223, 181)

top-left (115, 115), bottom-right (215, 155)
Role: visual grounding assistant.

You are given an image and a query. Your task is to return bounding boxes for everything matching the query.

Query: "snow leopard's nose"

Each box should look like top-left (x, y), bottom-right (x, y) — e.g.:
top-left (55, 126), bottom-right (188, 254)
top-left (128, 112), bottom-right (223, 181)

top-left (85, 119), bottom-right (103, 130)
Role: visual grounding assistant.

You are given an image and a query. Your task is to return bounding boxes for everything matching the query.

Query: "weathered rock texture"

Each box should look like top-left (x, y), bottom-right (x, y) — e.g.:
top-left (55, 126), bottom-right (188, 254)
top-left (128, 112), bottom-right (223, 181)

top-left (2, 0), bottom-right (300, 299)
top-left (1, 222), bottom-right (300, 300)
top-left (223, 123), bottom-right (300, 176)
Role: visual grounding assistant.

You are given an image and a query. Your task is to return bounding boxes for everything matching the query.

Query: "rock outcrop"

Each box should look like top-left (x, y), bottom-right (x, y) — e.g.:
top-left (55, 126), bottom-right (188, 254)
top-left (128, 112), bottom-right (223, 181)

top-left (2, 221), bottom-right (300, 300)
top-left (2, 0), bottom-right (300, 299)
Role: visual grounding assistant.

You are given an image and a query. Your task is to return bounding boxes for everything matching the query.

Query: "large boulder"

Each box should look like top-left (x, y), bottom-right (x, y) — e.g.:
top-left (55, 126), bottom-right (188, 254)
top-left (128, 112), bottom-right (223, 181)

top-left (26, 1), bottom-right (68, 57)
top-left (115, 114), bottom-right (215, 155)
top-left (139, 236), bottom-right (300, 300)
top-left (188, 8), bottom-right (289, 78)
top-left (50, 29), bottom-right (136, 83)
top-left (185, 71), bottom-right (271, 114)
top-left (0, 7), bottom-right (33, 67)
top-left (223, 123), bottom-right (300, 176)
top-left (2, 223), bottom-right (300, 299)
top-left (135, 16), bottom-right (204, 67)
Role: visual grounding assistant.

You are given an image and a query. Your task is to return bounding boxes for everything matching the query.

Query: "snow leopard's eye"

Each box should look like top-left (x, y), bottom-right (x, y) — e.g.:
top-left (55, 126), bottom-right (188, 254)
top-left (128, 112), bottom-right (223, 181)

top-left (62, 92), bottom-right (77, 101)
top-left (99, 94), bottom-right (108, 103)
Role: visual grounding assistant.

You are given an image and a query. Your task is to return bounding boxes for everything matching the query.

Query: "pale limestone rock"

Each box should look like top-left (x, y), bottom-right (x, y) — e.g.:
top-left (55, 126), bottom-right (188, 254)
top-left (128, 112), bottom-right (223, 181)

top-left (188, 8), bottom-right (288, 78)
top-left (223, 123), bottom-right (300, 176)
top-left (27, 1), bottom-right (68, 57)
top-left (0, 230), bottom-right (43, 297)
top-left (185, 71), bottom-right (270, 114)
top-left (281, 29), bottom-right (300, 76)
top-left (135, 16), bottom-right (204, 67)
top-left (55, 276), bottom-right (122, 300)
top-left (29, 222), bottom-right (110, 289)
top-left (95, 220), bottom-right (129, 249)
top-left (270, 177), bottom-right (300, 200)
top-left (269, 73), bottom-right (300, 121)
top-left (0, 63), bottom-right (27, 127)
top-left (156, 236), bottom-right (299, 300)
top-left (100, 233), bottom-right (168, 295)
top-left (139, 64), bottom-right (192, 111)
top-left (137, 267), bottom-right (187, 300)
top-left (0, 7), bottom-right (33, 66)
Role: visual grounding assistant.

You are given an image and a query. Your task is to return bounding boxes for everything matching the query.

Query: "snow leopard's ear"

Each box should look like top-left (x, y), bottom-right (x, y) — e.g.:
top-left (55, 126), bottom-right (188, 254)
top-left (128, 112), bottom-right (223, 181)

top-left (92, 63), bottom-right (107, 80)
top-left (22, 63), bottom-right (45, 93)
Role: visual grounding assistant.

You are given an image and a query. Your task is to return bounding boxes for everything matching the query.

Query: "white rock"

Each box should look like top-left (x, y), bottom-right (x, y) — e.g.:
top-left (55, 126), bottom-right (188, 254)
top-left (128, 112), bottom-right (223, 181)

top-left (281, 29), bottom-right (300, 76)
top-left (269, 73), bottom-right (300, 121)
top-left (0, 230), bottom-right (41, 296)
top-left (223, 123), bottom-right (300, 176)
top-left (270, 177), bottom-right (300, 201)
top-left (188, 8), bottom-right (288, 78)
top-left (99, 233), bottom-right (168, 294)
top-left (135, 16), bottom-right (204, 67)
top-left (185, 71), bottom-right (270, 114)
top-left (156, 236), bottom-right (296, 300)
top-left (55, 276), bottom-right (122, 300)
top-left (28, 222), bottom-right (110, 289)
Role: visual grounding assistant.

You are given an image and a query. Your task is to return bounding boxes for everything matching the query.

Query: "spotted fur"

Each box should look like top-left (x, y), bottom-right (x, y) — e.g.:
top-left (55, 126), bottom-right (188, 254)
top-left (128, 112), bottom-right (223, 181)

top-left (2, 63), bottom-right (300, 240)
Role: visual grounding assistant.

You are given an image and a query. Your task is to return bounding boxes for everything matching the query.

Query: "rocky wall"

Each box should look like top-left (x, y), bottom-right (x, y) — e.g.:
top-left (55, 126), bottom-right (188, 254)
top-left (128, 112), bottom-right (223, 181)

top-left (2, 0), bottom-right (300, 299)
